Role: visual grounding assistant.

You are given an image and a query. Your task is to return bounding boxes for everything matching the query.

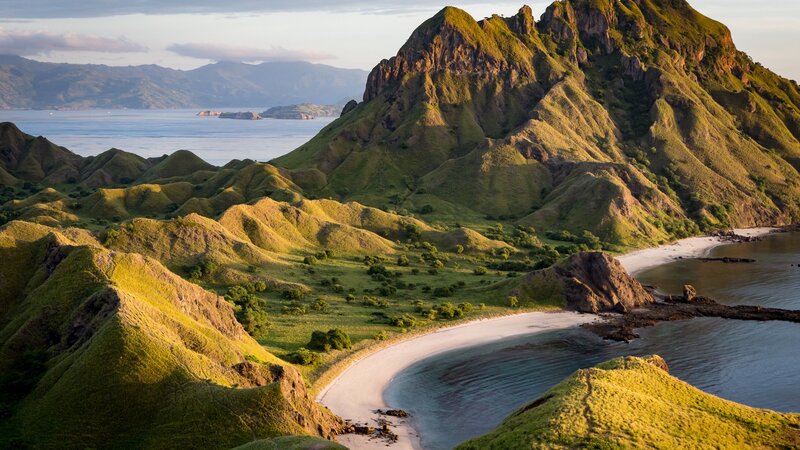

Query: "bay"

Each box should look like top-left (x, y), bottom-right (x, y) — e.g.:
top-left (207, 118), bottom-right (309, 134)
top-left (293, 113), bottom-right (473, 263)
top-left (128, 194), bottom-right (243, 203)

top-left (385, 232), bottom-right (800, 449)
top-left (0, 109), bottom-right (334, 166)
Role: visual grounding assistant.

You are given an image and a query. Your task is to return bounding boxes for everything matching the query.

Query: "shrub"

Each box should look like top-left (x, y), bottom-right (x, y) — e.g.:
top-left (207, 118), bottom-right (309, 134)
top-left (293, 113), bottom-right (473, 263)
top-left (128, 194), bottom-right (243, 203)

top-left (419, 204), bottom-right (434, 214)
top-left (281, 289), bottom-right (304, 301)
top-left (473, 266), bottom-right (488, 276)
top-left (433, 286), bottom-right (455, 297)
top-left (507, 296), bottom-right (519, 308)
top-left (390, 314), bottom-right (419, 328)
top-left (303, 256), bottom-right (318, 265)
top-left (362, 296), bottom-right (389, 308)
top-left (187, 259), bottom-right (218, 281)
top-left (455, 244), bottom-right (464, 254)
top-left (237, 307), bottom-right (271, 338)
top-left (281, 301), bottom-right (307, 315)
top-left (311, 298), bottom-right (330, 312)
top-left (287, 348), bottom-right (322, 366)
top-left (307, 329), bottom-right (352, 352)
top-left (397, 255), bottom-right (410, 266)
top-left (373, 331), bottom-right (389, 341)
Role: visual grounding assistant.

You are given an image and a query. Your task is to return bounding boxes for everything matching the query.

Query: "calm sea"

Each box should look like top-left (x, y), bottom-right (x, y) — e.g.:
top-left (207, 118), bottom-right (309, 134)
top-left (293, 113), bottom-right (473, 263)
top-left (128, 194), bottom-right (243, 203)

top-left (385, 232), bottom-right (800, 450)
top-left (0, 109), bottom-right (334, 166)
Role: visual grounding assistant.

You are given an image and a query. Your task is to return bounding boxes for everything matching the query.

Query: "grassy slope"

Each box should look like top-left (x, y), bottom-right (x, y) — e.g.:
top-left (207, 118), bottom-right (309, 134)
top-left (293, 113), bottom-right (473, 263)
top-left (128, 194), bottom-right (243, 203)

top-left (271, 1), bottom-right (800, 247)
top-left (0, 221), bottom-right (340, 450)
top-left (457, 356), bottom-right (800, 449)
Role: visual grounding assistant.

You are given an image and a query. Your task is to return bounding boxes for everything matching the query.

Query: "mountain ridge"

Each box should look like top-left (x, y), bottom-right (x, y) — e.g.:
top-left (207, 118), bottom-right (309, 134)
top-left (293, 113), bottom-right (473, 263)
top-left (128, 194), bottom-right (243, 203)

top-left (0, 55), bottom-right (367, 110)
top-left (275, 1), bottom-right (800, 247)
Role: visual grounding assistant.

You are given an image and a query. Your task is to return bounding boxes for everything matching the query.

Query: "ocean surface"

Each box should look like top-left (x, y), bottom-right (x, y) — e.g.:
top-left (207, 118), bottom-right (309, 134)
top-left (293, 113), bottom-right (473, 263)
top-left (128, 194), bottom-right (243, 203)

top-left (385, 231), bottom-right (800, 450)
top-left (0, 109), bottom-right (335, 165)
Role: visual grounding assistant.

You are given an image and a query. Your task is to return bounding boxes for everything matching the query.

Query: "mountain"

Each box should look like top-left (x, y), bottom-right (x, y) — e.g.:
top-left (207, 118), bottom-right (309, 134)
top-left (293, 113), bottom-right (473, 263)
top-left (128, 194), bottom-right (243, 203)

top-left (456, 355), bottom-right (800, 449)
top-left (0, 221), bottom-right (341, 449)
top-left (0, 55), bottom-right (367, 109)
top-left (274, 1), bottom-right (800, 247)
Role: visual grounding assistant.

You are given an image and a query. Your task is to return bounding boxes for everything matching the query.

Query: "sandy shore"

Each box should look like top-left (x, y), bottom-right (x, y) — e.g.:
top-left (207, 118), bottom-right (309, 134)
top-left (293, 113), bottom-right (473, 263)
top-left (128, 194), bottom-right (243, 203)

top-left (617, 227), bottom-right (778, 276)
top-left (317, 311), bottom-right (598, 450)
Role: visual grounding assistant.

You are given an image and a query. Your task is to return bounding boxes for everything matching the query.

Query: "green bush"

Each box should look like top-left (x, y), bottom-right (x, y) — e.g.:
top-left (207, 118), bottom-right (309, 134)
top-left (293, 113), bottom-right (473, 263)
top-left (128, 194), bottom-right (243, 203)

top-left (473, 266), bottom-right (488, 276)
top-left (287, 348), bottom-right (322, 365)
top-left (281, 289), bottom-right (304, 301)
top-left (311, 298), bottom-right (329, 312)
top-left (307, 329), bottom-right (352, 352)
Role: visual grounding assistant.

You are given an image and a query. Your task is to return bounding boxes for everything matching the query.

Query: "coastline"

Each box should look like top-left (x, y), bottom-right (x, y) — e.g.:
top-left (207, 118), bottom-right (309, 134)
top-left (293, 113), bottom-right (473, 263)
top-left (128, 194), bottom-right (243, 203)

top-left (617, 227), bottom-right (778, 276)
top-left (317, 311), bottom-right (598, 450)
top-left (318, 226), bottom-right (779, 450)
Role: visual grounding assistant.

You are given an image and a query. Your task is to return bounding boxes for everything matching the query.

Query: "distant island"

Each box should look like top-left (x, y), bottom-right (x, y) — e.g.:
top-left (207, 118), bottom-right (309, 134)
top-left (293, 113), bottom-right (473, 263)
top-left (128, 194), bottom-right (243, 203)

top-left (218, 111), bottom-right (262, 120)
top-left (261, 103), bottom-right (342, 120)
top-left (201, 102), bottom-right (351, 120)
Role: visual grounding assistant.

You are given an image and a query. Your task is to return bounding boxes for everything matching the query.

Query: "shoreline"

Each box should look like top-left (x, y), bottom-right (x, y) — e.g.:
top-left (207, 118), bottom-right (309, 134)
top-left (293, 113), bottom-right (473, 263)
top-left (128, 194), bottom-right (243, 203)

top-left (318, 226), bottom-right (779, 449)
top-left (616, 227), bottom-right (778, 276)
top-left (317, 311), bottom-right (598, 450)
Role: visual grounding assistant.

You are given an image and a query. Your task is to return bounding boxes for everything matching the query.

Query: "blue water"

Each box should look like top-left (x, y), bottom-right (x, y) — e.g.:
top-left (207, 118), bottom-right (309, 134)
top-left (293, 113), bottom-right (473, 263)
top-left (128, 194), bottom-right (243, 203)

top-left (0, 109), bottom-right (334, 166)
top-left (386, 232), bottom-right (800, 450)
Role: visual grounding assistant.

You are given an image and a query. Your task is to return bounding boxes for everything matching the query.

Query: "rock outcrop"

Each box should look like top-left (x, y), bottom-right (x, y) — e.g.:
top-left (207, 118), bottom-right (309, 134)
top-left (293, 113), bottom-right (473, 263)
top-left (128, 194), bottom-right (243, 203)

top-left (514, 252), bottom-right (654, 313)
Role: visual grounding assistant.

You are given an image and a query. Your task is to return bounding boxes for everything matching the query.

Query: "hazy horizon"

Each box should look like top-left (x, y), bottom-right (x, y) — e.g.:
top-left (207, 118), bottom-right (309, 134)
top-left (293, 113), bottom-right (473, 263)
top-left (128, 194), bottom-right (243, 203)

top-left (0, 1), bottom-right (798, 81)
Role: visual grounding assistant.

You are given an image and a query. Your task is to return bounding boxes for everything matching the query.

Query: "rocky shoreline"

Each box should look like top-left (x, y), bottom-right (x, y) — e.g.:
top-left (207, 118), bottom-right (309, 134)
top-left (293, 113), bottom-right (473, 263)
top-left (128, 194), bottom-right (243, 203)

top-left (584, 286), bottom-right (800, 342)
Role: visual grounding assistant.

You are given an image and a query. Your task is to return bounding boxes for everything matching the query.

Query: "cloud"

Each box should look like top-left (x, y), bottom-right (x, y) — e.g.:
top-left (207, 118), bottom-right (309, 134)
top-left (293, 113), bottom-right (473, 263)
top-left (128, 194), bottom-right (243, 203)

top-left (0, 28), bottom-right (146, 54)
top-left (0, 0), bottom-right (495, 18)
top-left (167, 42), bottom-right (333, 62)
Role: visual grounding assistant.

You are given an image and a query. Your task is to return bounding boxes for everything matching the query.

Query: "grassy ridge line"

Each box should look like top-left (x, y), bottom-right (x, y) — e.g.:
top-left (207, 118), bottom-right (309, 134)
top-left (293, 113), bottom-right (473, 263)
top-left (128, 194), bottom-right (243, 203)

top-left (456, 356), bottom-right (800, 449)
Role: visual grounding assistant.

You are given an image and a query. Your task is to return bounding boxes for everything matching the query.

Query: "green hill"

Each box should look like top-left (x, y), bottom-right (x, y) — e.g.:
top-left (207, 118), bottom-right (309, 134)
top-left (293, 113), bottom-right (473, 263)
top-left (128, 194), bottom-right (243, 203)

top-left (0, 221), bottom-right (341, 449)
top-left (0, 122), bottom-right (215, 188)
top-left (274, 1), bottom-right (800, 246)
top-left (456, 355), bottom-right (800, 449)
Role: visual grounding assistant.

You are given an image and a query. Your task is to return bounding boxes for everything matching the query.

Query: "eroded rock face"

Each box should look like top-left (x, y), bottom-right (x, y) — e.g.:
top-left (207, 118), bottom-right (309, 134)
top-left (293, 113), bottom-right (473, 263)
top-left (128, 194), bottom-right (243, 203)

top-left (516, 252), bottom-right (654, 313)
top-left (556, 252), bottom-right (654, 313)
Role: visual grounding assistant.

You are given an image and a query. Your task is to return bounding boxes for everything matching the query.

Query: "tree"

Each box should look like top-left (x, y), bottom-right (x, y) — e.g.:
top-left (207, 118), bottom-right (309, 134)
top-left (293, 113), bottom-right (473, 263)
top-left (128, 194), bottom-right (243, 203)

top-left (307, 328), bottom-right (352, 352)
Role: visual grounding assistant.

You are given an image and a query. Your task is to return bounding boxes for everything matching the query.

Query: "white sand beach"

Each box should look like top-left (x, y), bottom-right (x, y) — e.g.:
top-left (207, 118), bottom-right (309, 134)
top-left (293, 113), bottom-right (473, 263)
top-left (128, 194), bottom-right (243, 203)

top-left (617, 227), bottom-right (778, 276)
top-left (317, 311), bottom-right (598, 450)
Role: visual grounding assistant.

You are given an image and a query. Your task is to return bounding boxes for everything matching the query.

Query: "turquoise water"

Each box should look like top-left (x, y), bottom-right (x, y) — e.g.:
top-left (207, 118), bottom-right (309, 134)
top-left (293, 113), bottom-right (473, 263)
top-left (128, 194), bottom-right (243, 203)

top-left (0, 109), bottom-right (334, 166)
top-left (385, 232), bottom-right (800, 449)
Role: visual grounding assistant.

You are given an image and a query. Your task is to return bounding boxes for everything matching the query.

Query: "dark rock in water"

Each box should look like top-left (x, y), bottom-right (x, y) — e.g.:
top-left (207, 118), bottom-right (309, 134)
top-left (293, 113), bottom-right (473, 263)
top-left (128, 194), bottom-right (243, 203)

top-left (515, 252), bottom-right (655, 314)
top-left (697, 257), bottom-right (756, 263)
top-left (341, 99), bottom-right (358, 116)
top-left (219, 111), bottom-right (262, 120)
top-left (585, 293), bottom-right (800, 342)
top-left (377, 409), bottom-right (409, 418)
top-left (683, 285), bottom-right (697, 302)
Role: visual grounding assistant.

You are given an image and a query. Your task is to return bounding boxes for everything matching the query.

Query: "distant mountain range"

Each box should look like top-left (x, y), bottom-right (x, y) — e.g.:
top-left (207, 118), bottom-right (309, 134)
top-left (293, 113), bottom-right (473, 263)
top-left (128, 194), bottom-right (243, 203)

top-left (0, 55), bottom-right (368, 110)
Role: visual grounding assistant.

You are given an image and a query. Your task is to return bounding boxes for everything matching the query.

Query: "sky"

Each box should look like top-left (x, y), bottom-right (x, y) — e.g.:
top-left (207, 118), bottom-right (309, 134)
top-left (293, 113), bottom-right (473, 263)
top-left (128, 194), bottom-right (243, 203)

top-left (0, 1), bottom-right (798, 80)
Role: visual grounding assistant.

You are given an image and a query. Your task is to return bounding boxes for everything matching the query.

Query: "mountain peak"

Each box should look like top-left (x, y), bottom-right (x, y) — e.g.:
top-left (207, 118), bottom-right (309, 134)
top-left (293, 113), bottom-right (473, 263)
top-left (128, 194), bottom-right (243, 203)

top-left (363, 5), bottom-right (538, 101)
